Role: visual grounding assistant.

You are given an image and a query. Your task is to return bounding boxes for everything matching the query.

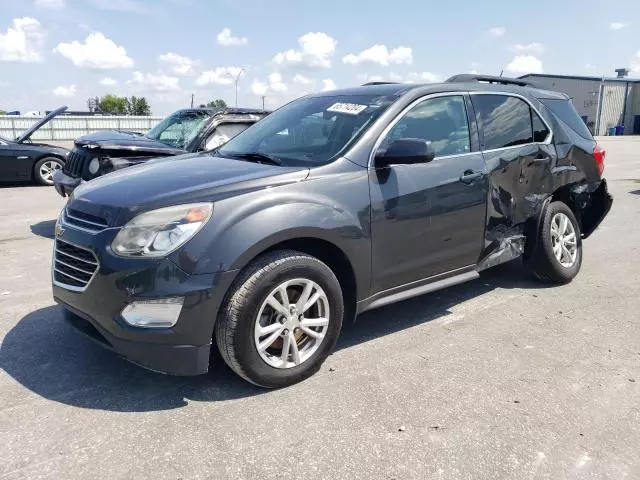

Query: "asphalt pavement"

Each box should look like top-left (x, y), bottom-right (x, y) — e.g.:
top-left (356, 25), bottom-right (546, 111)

top-left (1, 138), bottom-right (639, 480)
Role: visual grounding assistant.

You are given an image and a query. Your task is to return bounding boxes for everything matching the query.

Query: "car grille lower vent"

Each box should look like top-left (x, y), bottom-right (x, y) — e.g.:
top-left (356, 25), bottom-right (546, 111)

top-left (53, 239), bottom-right (99, 290)
top-left (62, 148), bottom-right (93, 178)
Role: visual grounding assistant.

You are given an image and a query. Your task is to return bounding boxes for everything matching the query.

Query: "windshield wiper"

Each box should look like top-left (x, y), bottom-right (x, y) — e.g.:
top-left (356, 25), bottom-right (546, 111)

top-left (220, 151), bottom-right (283, 166)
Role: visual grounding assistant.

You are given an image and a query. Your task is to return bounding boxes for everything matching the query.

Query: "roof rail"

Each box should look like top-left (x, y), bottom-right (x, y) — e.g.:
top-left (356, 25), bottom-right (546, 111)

top-left (361, 81), bottom-right (401, 86)
top-left (445, 74), bottom-right (532, 87)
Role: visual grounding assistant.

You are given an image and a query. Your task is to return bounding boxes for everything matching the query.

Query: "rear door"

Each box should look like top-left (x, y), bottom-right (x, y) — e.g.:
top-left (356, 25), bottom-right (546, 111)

top-left (470, 93), bottom-right (554, 227)
top-left (369, 94), bottom-right (488, 292)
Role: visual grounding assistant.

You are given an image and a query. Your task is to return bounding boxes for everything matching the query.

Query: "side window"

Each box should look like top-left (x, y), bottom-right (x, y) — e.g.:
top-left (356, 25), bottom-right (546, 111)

top-left (532, 111), bottom-right (550, 143)
top-left (382, 96), bottom-right (471, 158)
top-left (472, 95), bottom-right (533, 149)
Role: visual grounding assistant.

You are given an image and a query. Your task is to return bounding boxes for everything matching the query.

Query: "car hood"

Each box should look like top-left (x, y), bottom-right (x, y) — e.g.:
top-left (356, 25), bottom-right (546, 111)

top-left (74, 130), bottom-right (184, 155)
top-left (16, 106), bottom-right (68, 143)
top-left (70, 152), bottom-right (310, 226)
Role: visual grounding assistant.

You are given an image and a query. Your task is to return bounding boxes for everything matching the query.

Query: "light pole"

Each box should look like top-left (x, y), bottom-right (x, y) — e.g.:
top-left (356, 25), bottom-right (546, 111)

top-left (227, 69), bottom-right (245, 107)
top-left (261, 95), bottom-right (266, 110)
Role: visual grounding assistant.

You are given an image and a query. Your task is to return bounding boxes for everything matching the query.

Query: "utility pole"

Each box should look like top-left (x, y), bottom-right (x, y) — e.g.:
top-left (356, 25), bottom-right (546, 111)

top-left (190, 93), bottom-right (194, 108)
top-left (227, 69), bottom-right (245, 107)
top-left (261, 95), bottom-right (266, 110)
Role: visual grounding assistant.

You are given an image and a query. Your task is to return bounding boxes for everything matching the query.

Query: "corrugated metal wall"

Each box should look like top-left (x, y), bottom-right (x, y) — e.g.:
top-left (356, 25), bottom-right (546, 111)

top-left (599, 84), bottom-right (626, 135)
top-left (0, 116), bottom-right (163, 141)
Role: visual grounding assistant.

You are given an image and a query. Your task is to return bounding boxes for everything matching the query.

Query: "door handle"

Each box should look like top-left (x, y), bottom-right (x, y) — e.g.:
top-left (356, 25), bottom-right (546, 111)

top-left (459, 170), bottom-right (483, 184)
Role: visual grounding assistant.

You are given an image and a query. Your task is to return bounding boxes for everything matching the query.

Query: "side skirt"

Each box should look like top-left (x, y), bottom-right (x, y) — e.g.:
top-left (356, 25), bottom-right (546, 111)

top-left (356, 266), bottom-right (479, 315)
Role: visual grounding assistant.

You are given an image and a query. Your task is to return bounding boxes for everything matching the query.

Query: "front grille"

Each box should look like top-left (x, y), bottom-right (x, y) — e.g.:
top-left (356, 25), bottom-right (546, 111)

top-left (63, 208), bottom-right (109, 232)
top-left (53, 239), bottom-right (99, 290)
top-left (62, 148), bottom-right (92, 178)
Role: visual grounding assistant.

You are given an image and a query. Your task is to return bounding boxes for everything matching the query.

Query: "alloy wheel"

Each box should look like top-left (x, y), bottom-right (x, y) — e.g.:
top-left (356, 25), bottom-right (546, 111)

top-left (550, 212), bottom-right (578, 268)
top-left (254, 278), bottom-right (330, 369)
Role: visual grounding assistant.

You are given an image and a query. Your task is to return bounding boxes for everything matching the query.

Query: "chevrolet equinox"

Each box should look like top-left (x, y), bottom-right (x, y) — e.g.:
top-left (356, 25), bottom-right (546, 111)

top-left (52, 75), bottom-right (612, 388)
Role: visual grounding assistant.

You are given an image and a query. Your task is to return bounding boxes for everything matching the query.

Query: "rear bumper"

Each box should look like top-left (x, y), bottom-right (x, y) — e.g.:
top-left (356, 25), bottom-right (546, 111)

top-left (580, 178), bottom-right (613, 238)
top-left (53, 170), bottom-right (80, 197)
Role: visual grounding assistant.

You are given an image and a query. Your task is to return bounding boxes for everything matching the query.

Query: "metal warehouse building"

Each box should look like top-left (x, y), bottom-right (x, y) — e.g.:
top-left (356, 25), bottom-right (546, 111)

top-left (519, 73), bottom-right (640, 136)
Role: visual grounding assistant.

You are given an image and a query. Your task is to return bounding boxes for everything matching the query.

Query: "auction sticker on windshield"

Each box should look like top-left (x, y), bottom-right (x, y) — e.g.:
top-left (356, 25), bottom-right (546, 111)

top-left (327, 103), bottom-right (368, 115)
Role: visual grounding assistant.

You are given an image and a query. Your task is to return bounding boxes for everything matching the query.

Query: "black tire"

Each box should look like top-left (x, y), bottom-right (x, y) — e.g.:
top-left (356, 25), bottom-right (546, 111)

top-left (524, 201), bottom-right (582, 284)
top-left (34, 157), bottom-right (63, 186)
top-left (215, 250), bottom-right (344, 388)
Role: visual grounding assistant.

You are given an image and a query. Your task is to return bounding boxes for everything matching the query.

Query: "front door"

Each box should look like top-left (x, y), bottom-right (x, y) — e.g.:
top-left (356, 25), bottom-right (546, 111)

top-left (369, 94), bottom-right (488, 293)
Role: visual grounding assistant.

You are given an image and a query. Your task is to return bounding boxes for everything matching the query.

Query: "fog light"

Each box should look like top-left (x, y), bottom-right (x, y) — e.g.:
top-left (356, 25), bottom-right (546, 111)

top-left (120, 297), bottom-right (184, 328)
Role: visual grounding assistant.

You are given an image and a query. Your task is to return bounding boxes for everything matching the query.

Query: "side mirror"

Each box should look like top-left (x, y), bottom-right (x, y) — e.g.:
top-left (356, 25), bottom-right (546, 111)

top-left (375, 138), bottom-right (436, 167)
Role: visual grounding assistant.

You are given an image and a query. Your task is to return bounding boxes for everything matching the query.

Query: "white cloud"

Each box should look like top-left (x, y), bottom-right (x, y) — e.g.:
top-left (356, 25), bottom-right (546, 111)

top-left (127, 72), bottom-right (179, 92)
top-left (216, 28), bottom-right (248, 46)
top-left (0, 17), bottom-right (45, 62)
top-left (631, 51), bottom-right (640, 72)
top-left (610, 22), bottom-right (628, 30)
top-left (293, 74), bottom-right (312, 85)
top-left (54, 33), bottom-right (134, 69)
top-left (343, 45), bottom-right (412, 66)
top-left (159, 52), bottom-right (199, 75)
top-left (585, 63), bottom-right (597, 70)
top-left (196, 67), bottom-right (243, 86)
top-left (0, 80), bottom-right (10, 87)
top-left (250, 73), bottom-right (288, 96)
top-left (267, 73), bottom-right (287, 92)
top-left (510, 42), bottom-right (544, 55)
top-left (321, 79), bottom-right (337, 91)
top-left (34, 0), bottom-right (66, 8)
top-left (407, 71), bottom-right (441, 83)
top-left (99, 77), bottom-right (117, 86)
top-left (273, 32), bottom-right (337, 68)
top-left (505, 55), bottom-right (543, 74)
top-left (488, 27), bottom-right (506, 37)
top-left (357, 72), bottom-right (405, 83)
top-left (251, 80), bottom-right (268, 96)
top-left (52, 84), bottom-right (76, 97)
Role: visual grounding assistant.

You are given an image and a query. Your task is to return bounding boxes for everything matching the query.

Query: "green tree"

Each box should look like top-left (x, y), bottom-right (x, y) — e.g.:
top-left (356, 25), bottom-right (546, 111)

top-left (126, 96), bottom-right (151, 116)
top-left (98, 94), bottom-right (128, 115)
top-left (205, 99), bottom-right (228, 109)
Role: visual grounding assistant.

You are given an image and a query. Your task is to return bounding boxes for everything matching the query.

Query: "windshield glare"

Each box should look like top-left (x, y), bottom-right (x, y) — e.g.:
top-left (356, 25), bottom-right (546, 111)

top-left (146, 111), bottom-right (211, 149)
top-left (216, 94), bottom-right (397, 166)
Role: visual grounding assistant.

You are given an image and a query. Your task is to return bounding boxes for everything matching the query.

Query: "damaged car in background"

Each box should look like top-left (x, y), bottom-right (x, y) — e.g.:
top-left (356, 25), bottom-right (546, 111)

top-left (52, 107), bottom-right (269, 197)
top-left (52, 75), bottom-right (612, 388)
top-left (0, 106), bottom-right (70, 185)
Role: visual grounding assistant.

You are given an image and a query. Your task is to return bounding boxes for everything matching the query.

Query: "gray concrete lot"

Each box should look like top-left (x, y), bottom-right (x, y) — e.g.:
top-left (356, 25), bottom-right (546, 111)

top-left (1, 138), bottom-right (639, 480)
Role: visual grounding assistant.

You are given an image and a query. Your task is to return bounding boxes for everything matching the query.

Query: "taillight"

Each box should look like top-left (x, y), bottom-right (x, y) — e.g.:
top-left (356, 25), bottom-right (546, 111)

top-left (593, 144), bottom-right (605, 177)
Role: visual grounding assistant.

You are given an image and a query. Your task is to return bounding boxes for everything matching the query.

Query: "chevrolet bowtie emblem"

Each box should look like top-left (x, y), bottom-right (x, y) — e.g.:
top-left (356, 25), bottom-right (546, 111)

top-left (55, 223), bottom-right (65, 237)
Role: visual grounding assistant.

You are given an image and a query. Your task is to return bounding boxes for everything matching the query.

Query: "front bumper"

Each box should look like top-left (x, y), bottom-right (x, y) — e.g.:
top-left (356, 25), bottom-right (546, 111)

top-left (52, 223), bottom-right (237, 376)
top-left (53, 169), bottom-right (81, 198)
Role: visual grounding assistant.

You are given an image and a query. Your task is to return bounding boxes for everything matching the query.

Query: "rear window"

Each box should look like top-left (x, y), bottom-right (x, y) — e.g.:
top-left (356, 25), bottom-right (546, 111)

top-left (540, 98), bottom-right (593, 140)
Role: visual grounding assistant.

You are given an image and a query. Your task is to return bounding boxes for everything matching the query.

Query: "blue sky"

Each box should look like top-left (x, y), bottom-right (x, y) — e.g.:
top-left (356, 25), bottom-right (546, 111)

top-left (1, 0), bottom-right (639, 115)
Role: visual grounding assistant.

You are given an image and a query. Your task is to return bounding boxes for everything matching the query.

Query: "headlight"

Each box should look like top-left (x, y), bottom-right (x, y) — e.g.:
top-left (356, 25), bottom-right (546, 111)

top-left (111, 203), bottom-right (213, 257)
top-left (88, 157), bottom-right (100, 175)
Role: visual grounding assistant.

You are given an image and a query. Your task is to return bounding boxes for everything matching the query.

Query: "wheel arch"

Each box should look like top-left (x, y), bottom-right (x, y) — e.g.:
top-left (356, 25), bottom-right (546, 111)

top-left (231, 236), bottom-right (359, 325)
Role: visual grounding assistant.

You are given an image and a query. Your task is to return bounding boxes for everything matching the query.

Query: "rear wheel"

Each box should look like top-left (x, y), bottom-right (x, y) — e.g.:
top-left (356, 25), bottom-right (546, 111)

top-left (215, 250), bottom-right (344, 388)
top-left (524, 201), bottom-right (582, 284)
top-left (34, 157), bottom-right (63, 186)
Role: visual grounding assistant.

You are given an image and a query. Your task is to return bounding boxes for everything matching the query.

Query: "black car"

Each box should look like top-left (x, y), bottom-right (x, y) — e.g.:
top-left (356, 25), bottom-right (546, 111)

top-left (0, 106), bottom-right (70, 185)
top-left (52, 107), bottom-right (269, 197)
top-left (52, 75), bottom-right (612, 388)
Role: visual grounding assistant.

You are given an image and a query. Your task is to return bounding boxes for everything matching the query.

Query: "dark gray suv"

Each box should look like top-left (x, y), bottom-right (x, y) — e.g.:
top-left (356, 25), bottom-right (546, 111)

top-left (52, 75), bottom-right (612, 388)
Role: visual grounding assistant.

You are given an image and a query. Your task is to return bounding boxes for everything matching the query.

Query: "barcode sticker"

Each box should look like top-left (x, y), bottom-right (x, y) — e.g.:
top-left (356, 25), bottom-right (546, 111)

top-left (327, 103), bottom-right (368, 115)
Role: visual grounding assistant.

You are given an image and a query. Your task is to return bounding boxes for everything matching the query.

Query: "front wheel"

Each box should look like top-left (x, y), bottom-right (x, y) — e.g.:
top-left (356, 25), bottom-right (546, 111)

top-left (524, 201), bottom-right (582, 284)
top-left (34, 157), bottom-right (63, 186)
top-left (215, 250), bottom-right (344, 388)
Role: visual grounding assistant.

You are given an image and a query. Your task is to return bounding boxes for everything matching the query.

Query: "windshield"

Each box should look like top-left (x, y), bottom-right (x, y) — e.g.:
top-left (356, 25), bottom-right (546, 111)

top-left (146, 110), bottom-right (211, 149)
top-left (216, 94), bottom-right (398, 166)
